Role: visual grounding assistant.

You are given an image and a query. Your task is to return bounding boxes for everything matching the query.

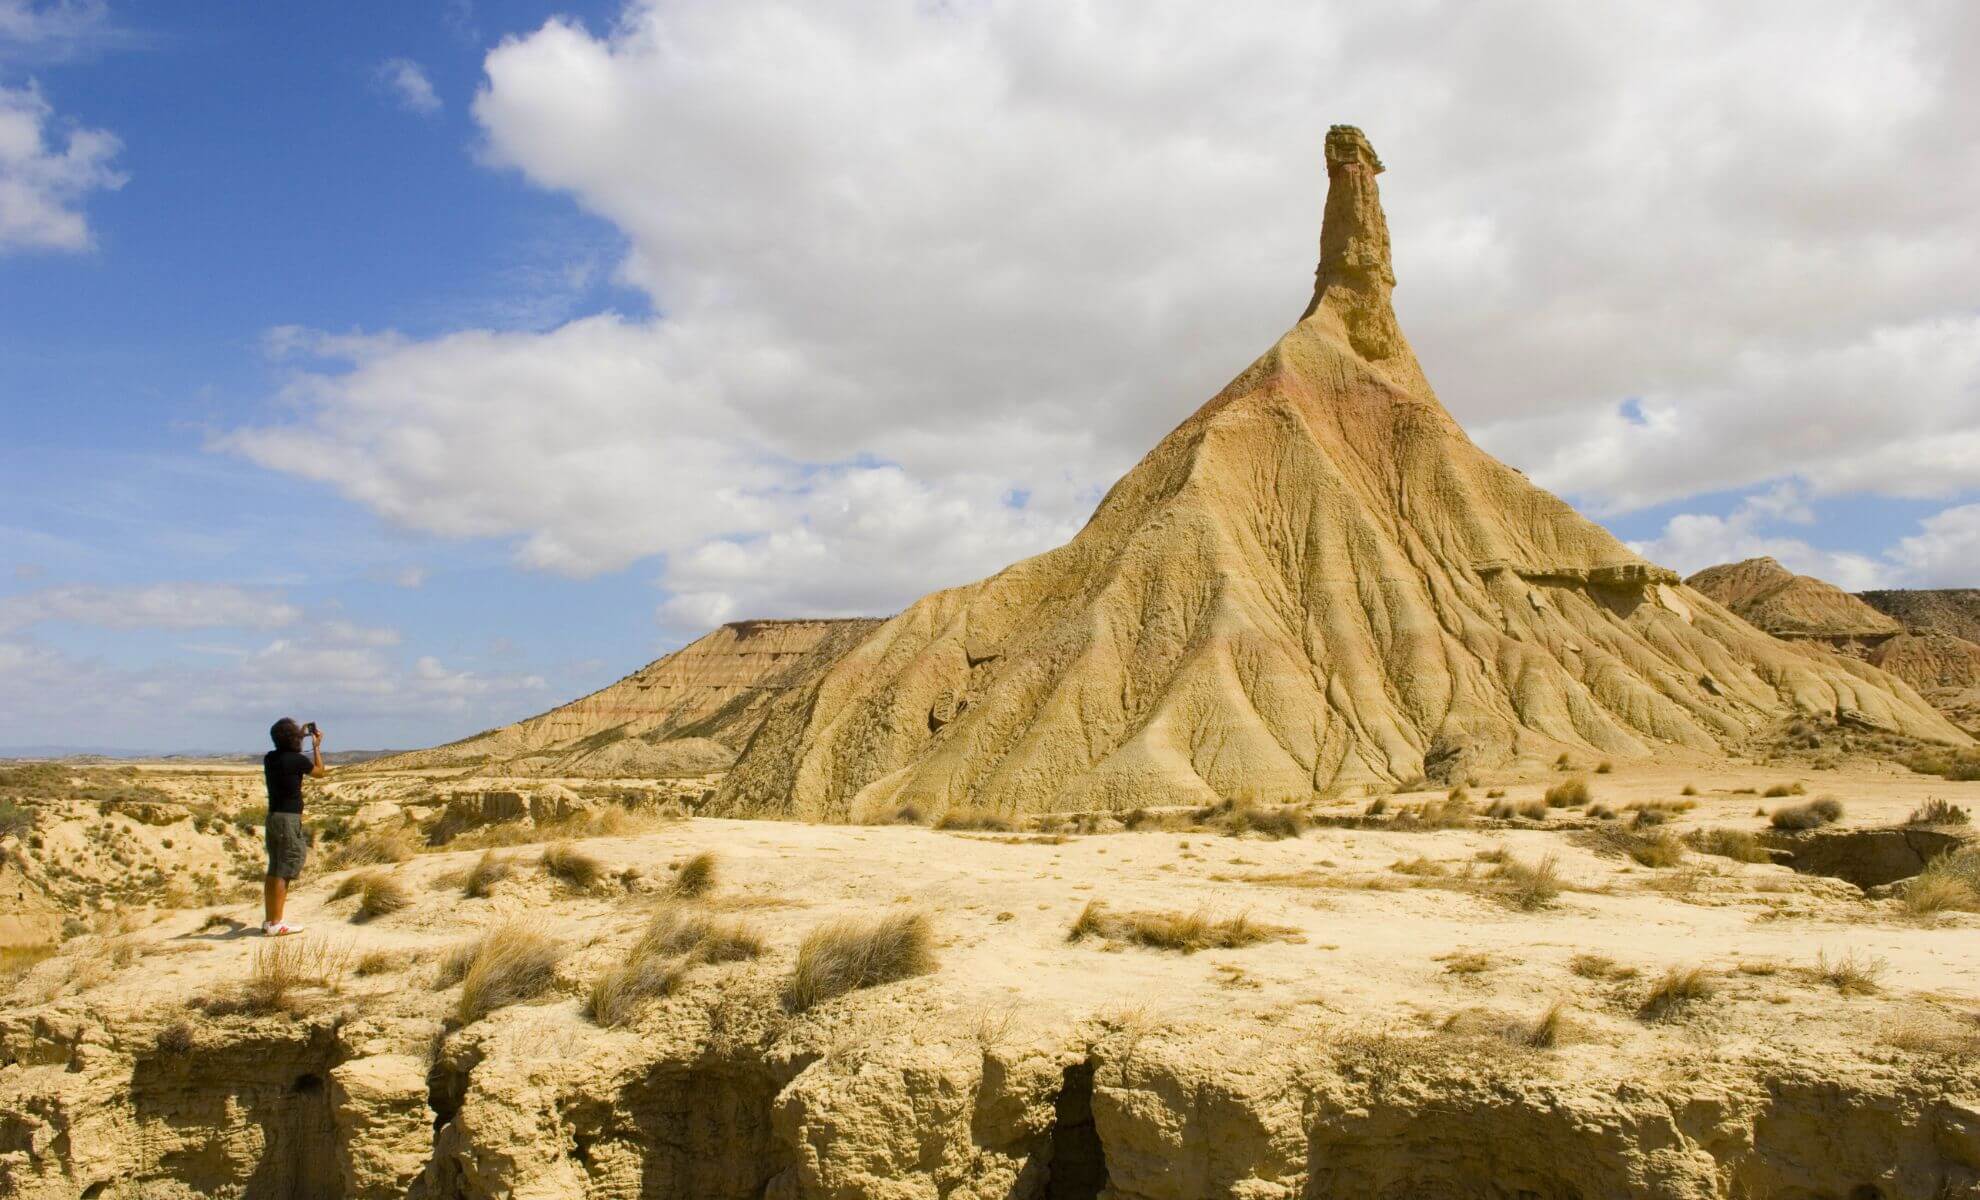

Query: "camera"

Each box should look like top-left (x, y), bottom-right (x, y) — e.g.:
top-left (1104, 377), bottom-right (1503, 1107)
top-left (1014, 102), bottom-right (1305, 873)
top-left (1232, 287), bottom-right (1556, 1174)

top-left (301, 722), bottom-right (319, 738)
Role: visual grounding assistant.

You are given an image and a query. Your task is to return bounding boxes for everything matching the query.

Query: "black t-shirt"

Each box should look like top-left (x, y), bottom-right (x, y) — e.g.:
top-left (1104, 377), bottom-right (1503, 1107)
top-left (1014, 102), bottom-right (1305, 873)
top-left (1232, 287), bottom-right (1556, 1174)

top-left (264, 749), bottom-right (314, 815)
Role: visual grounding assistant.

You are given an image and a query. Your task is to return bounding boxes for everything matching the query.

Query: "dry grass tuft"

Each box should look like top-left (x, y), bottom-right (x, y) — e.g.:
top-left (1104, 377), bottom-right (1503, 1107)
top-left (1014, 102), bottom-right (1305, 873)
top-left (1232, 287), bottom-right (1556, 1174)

top-left (1907, 797), bottom-right (1971, 826)
top-left (1523, 1001), bottom-right (1567, 1048)
top-left (206, 937), bottom-right (354, 1016)
top-left (1816, 948), bottom-right (1886, 995)
top-left (1545, 777), bottom-right (1591, 807)
top-left (463, 850), bottom-right (515, 899)
top-left (1066, 900), bottom-right (1302, 954)
top-left (355, 948), bottom-right (409, 977)
top-left (587, 955), bottom-right (688, 1027)
top-left (1363, 797), bottom-right (1389, 817)
top-left (1769, 796), bottom-right (1843, 830)
top-left (1387, 794), bottom-right (1475, 831)
top-left (1904, 850), bottom-right (1980, 916)
top-left (1639, 965), bottom-right (1714, 1020)
top-left (324, 824), bottom-right (421, 871)
top-left (636, 905), bottom-right (765, 964)
top-left (1568, 952), bottom-right (1636, 980)
top-left (1440, 951), bottom-right (1493, 976)
top-left (1516, 800), bottom-right (1549, 821)
top-left (1590, 823), bottom-right (1686, 868)
top-left (540, 841), bottom-right (604, 890)
top-left (1489, 854), bottom-right (1562, 911)
top-left (1196, 798), bottom-right (1310, 839)
top-left (1680, 784), bottom-right (1698, 796)
top-left (1684, 827), bottom-right (1772, 864)
top-left (586, 905), bottom-right (767, 1027)
top-left (1390, 855), bottom-right (1447, 878)
top-left (441, 921), bottom-right (564, 1025)
top-left (670, 850), bottom-right (718, 898)
top-left (785, 911), bottom-right (936, 1011)
top-left (155, 1018), bottom-right (195, 1054)
top-left (936, 807), bottom-right (1018, 832)
top-left (354, 870), bottom-right (414, 921)
top-left (1762, 781), bottom-right (1806, 798)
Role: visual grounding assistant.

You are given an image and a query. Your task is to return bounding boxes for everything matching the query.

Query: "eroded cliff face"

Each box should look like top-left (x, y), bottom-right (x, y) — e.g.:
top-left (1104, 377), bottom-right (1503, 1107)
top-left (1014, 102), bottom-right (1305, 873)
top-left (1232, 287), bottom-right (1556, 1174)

top-left (5, 998), bottom-right (1976, 1200)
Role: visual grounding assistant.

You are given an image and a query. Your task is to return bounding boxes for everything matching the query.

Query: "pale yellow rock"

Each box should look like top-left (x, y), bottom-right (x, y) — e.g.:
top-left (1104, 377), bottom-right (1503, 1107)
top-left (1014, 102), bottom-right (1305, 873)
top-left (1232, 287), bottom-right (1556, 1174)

top-left (329, 1054), bottom-right (431, 1200)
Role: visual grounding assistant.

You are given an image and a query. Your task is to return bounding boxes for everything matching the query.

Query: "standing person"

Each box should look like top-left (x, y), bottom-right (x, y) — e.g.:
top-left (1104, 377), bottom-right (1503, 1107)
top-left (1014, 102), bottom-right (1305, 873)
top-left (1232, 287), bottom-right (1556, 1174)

top-left (262, 717), bottom-right (324, 935)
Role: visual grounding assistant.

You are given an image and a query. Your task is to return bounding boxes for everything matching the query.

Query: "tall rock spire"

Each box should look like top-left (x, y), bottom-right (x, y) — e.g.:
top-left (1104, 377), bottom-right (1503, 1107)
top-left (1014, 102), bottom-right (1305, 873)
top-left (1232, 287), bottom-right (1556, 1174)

top-left (1300, 125), bottom-right (1425, 391)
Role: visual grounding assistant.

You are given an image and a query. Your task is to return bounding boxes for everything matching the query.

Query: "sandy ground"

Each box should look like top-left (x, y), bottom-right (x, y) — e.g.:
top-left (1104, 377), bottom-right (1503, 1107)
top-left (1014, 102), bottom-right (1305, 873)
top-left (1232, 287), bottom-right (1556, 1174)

top-left (24, 759), bottom-right (1975, 1070)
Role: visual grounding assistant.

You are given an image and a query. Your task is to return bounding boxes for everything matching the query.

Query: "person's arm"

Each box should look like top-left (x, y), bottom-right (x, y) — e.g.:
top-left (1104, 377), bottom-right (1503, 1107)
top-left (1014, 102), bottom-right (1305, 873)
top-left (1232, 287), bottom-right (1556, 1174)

top-left (309, 726), bottom-right (327, 778)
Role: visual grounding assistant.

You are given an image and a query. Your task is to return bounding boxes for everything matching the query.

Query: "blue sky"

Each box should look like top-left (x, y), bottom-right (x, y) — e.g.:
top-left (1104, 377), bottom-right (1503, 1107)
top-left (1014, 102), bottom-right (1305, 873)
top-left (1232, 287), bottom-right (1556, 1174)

top-left (2, 2), bottom-right (1976, 752)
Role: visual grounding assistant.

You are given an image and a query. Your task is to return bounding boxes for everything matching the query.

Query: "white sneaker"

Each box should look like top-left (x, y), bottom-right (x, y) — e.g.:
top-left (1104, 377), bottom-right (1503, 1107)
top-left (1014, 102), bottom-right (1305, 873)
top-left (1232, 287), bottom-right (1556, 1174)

top-left (263, 921), bottom-right (304, 936)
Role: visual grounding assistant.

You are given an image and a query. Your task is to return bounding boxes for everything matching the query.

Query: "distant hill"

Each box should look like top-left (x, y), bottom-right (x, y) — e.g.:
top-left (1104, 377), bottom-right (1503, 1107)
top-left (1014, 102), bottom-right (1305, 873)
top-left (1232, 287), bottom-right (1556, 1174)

top-left (359, 618), bottom-right (883, 778)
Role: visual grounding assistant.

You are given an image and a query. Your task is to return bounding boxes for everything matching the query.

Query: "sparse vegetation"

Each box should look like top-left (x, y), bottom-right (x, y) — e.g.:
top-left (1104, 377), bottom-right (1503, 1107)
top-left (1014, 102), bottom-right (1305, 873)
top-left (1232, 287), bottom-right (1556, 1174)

top-left (1816, 948), bottom-right (1886, 995)
top-left (1489, 854), bottom-right (1562, 911)
top-left (1068, 900), bottom-right (1300, 953)
top-left (785, 911), bottom-right (936, 1011)
top-left (439, 921), bottom-right (564, 1025)
top-left (463, 850), bottom-right (514, 899)
top-left (355, 949), bottom-right (408, 977)
top-left (1386, 794), bottom-right (1475, 831)
top-left (1195, 798), bottom-right (1310, 839)
top-left (1680, 784), bottom-right (1698, 797)
top-left (1904, 747), bottom-right (1980, 782)
top-left (324, 825), bottom-right (421, 871)
top-left (1363, 797), bottom-right (1389, 817)
top-left (1598, 826), bottom-right (1685, 868)
top-left (587, 955), bottom-right (687, 1027)
top-left (1544, 777), bottom-right (1591, 807)
top-left (1639, 965), bottom-right (1713, 1020)
top-left (205, 937), bottom-right (353, 1016)
top-left (1516, 800), bottom-right (1549, 821)
top-left (586, 905), bottom-right (768, 1027)
top-left (354, 870), bottom-right (414, 920)
top-left (1902, 847), bottom-right (1980, 915)
top-left (1594, 761), bottom-right (1613, 775)
top-left (1440, 951), bottom-right (1493, 975)
top-left (935, 807), bottom-right (1017, 832)
top-left (0, 798), bottom-right (34, 841)
top-left (670, 850), bottom-right (718, 898)
top-left (1684, 827), bottom-right (1772, 864)
top-left (636, 906), bottom-right (765, 964)
top-left (1907, 798), bottom-right (1970, 826)
top-left (1769, 796), bottom-right (1844, 830)
top-left (540, 841), bottom-right (604, 890)
top-left (1762, 781), bottom-right (1805, 798)
top-left (1568, 953), bottom-right (1636, 980)
top-left (155, 1019), bottom-right (195, 1054)
top-left (1390, 855), bottom-right (1447, 878)
top-left (1523, 1001), bottom-right (1567, 1047)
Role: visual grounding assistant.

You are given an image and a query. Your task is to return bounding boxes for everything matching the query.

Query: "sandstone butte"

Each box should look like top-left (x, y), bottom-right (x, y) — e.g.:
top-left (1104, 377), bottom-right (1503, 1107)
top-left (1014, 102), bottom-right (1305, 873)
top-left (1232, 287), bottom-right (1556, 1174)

top-left (389, 124), bottom-right (1963, 808)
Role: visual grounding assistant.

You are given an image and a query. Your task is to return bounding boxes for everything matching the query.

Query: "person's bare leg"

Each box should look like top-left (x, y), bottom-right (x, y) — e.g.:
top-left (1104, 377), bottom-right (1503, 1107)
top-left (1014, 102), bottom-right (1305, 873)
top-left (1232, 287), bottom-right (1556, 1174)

top-left (264, 875), bottom-right (287, 926)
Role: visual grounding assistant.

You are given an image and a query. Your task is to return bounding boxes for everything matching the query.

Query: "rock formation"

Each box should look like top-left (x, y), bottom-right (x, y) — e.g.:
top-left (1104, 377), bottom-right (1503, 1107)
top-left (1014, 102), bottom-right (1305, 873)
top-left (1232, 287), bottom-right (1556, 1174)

top-left (714, 126), bottom-right (1962, 820)
top-left (1687, 563), bottom-right (1980, 738)
top-left (1686, 557), bottom-right (1902, 647)
top-left (367, 619), bottom-right (882, 778)
top-left (1861, 589), bottom-right (1980, 645)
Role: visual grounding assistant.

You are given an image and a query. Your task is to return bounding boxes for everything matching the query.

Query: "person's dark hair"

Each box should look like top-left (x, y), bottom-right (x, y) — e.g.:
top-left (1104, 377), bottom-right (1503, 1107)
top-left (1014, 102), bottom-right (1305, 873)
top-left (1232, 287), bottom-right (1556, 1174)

top-left (270, 718), bottom-right (303, 753)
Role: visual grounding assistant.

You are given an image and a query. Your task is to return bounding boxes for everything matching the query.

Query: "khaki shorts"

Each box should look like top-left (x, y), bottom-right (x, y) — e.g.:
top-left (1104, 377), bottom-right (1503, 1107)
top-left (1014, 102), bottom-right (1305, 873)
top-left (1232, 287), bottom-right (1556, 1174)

top-left (265, 812), bottom-right (308, 881)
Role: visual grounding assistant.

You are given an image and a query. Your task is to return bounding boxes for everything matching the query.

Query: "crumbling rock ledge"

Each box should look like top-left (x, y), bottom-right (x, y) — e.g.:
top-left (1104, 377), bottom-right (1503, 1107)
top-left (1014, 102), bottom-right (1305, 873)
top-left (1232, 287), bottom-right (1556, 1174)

top-left (4, 997), bottom-right (1976, 1199)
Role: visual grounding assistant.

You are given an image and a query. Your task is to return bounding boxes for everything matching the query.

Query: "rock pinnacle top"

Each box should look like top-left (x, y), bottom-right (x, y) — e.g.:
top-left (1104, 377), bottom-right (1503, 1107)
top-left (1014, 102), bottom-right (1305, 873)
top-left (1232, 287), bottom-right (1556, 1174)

top-left (1301, 125), bottom-right (1420, 389)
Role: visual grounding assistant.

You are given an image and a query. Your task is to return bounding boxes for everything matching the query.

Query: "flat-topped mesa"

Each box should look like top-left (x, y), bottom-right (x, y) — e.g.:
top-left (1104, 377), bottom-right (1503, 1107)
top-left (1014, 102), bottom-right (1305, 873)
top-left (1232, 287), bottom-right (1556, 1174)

top-left (1299, 124), bottom-right (1428, 392)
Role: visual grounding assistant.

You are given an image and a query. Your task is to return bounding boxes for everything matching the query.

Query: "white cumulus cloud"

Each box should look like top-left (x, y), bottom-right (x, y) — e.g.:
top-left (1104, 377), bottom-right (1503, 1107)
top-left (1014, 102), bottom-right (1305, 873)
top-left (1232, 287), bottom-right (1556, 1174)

top-left (226, 1), bottom-right (1980, 627)
top-left (376, 57), bottom-right (441, 116)
top-left (0, 80), bottom-right (123, 251)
